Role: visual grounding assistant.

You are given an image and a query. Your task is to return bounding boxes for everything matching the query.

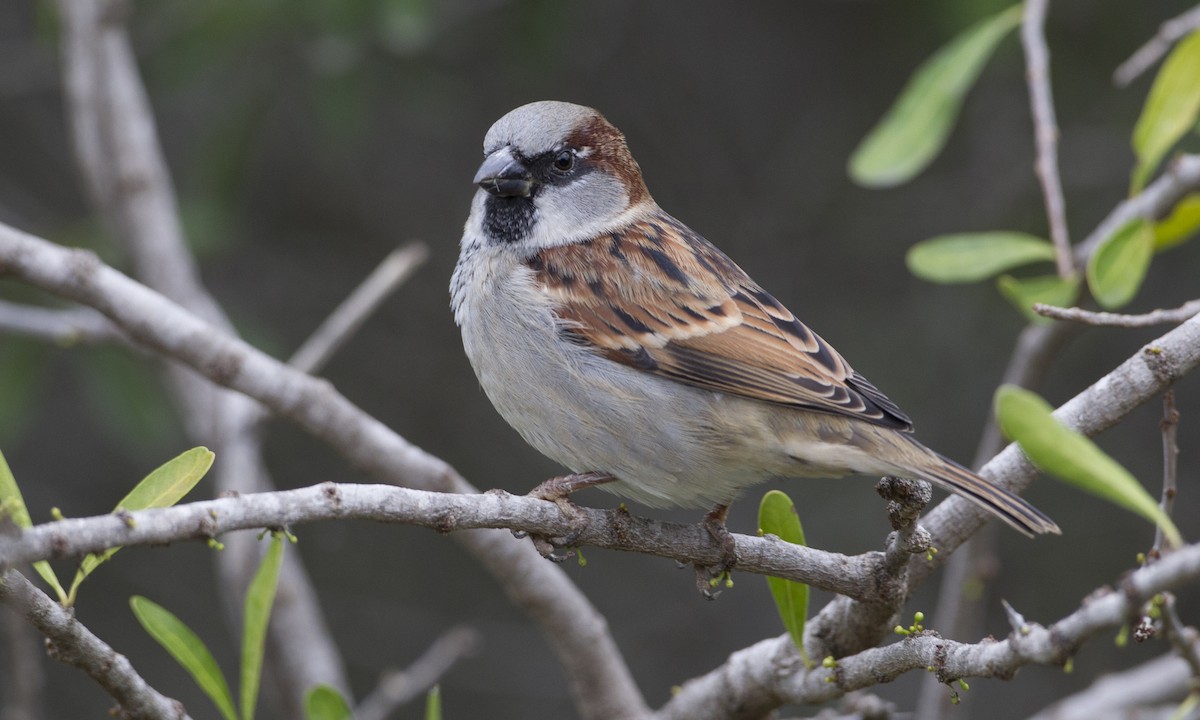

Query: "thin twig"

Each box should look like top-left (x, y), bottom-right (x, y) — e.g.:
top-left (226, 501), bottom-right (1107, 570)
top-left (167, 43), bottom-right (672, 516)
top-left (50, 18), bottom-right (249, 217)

top-left (0, 569), bottom-right (191, 720)
top-left (1034, 299), bottom-right (1200, 327)
top-left (1114, 4), bottom-right (1200, 87)
top-left (1022, 0), bottom-right (1073, 278)
top-left (288, 243), bottom-right (429, 375)
top-left (1074, 154), bottom-right (1200, 262)
top-left (1159, 596), bottom-right (1200, 682)
top-left (1153, 391), bottom-right (1181, 557)
top-left (0, 299), bottom-right (127, 346)
top-left (355, 626), bottom-right (481, 720)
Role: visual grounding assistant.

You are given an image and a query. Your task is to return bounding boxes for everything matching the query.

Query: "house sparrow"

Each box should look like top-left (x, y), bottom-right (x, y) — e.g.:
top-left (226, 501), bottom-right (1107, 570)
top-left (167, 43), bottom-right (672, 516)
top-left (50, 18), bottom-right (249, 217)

top-left (451, 101), bottom-right (1058, 574)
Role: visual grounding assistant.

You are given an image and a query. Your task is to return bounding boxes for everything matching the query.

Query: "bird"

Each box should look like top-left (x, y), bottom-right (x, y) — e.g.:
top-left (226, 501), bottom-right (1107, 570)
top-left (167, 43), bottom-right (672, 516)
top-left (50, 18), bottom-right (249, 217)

top-left (450, 100), bottom-right (1059, 579)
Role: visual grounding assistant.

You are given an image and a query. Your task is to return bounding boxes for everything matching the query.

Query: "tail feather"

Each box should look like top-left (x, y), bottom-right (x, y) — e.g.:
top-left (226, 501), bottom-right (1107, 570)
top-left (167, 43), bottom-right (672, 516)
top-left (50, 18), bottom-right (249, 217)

top-left (905, 447), bottom-right (1059, 537)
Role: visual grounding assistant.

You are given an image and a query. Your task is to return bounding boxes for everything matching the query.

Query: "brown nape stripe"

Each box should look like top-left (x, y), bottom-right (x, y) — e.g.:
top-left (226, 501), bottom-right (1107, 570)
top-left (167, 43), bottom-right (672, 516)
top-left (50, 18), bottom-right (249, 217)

top-left (565, 114), bottom-right (649, 206)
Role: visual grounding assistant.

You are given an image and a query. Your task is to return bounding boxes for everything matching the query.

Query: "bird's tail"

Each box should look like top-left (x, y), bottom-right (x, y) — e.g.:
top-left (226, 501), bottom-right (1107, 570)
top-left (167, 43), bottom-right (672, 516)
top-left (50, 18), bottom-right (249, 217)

top-left (900, 438), bottom-right (1060, 537)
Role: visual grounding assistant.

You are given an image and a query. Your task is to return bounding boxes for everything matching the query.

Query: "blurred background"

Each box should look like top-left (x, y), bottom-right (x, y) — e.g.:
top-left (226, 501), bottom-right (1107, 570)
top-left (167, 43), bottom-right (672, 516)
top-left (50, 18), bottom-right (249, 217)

top-left (1, 0), bottom-right (1198, 717)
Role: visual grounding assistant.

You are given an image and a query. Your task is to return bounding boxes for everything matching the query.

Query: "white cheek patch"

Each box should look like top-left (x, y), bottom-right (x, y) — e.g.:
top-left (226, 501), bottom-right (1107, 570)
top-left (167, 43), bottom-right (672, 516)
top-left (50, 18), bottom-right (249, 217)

top-left (528, 175), bottom-right (639, 249)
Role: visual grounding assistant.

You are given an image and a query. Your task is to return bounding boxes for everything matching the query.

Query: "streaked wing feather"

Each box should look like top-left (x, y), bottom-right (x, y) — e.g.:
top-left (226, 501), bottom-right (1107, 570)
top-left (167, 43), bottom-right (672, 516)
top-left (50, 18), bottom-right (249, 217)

top-left (527, 211), bottom-right (914, 431)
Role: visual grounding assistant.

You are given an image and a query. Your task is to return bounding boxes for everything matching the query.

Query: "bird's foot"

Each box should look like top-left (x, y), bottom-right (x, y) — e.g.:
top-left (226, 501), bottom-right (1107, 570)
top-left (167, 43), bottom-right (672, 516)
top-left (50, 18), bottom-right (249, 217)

top-left (525, 472), bottom-right (614, 561)
top-left (693, 504), bottom-right (738, 599)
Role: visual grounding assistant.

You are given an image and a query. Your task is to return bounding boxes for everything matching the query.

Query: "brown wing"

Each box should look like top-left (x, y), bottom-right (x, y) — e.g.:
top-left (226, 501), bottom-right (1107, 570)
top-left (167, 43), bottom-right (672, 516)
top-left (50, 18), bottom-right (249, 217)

top-left (525, 210), bottom-right (914, 431)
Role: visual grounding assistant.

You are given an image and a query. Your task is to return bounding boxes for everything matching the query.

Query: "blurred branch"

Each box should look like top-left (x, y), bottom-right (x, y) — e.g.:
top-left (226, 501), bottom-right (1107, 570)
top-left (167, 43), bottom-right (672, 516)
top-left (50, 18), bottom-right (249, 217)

top-left (1075, 154), bottom-right (1200, 261)
top-left (289, 243), bottom-right (429, 375)
top-left (1034, 299), bottom-right (1200, 327)
top-left (1022, 0), bottom-right (1073, 277)
top-left (0, 299), bottom-right (126, 346)
top-left (355, 626), bottom-right (481, 720)
top-left (1027, 646), bottom-right (1199, 720)
top-left (1, 603), bottom-right (43, 720)
top-left (0, 221), bottom-right (650, 720)
top-left (1114, 4), bottom-right (1200, 87)
top-left (54, 0), bottom-right (355, 711)
top-left (918, 319), bottom-right (1076, 720)
top-left (657, 543), bottom-right (1200, 719)
top-left (0, 569), bottom-right (191, 720)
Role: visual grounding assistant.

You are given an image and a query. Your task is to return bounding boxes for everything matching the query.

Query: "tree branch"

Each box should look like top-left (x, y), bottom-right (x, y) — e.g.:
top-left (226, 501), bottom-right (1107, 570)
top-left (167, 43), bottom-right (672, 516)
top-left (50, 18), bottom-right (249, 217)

top-left (0, 299), bottom-right (126, 346)
top-left (5, 215), bottom-right (1200, 717)
top-left (656, 543), bottom-right (1200, 719)
top-left (0, 483), bottom-right (884, 601)
top-left (1022, 0), bottom-right (1073, 277)
top-left (1114, 4), bottom-right (1200, 87)
top-left (54, 1), bottom-right (354, 710)
top-left (288, 243), bottom-right (429, 375)
top-left (0, 569), bottom-right (191, 720)
top-left (1074, 154), bottom-right (1200, 262)
top-left (0, 599), bottom-right (43, 720)
top-left (1034, 299), bottom-right (1200, 327)
top-left (1028, 646), bottom-right (1199, 719)
top-left (354, 626), bottom-right (481, 720)
top-left (0, 222), bottom-right (650, 720)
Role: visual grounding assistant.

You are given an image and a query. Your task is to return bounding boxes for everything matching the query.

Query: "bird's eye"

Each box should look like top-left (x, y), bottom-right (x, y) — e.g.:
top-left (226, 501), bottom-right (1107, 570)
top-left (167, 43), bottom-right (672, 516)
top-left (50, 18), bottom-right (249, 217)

top-left (553, 150), bottom-right (575, 172)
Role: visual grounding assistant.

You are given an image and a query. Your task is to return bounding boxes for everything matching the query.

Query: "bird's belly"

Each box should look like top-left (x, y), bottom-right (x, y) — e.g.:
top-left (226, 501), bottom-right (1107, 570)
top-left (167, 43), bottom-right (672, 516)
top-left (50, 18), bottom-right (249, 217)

top-left (460, 288), bottom-right (781, 509)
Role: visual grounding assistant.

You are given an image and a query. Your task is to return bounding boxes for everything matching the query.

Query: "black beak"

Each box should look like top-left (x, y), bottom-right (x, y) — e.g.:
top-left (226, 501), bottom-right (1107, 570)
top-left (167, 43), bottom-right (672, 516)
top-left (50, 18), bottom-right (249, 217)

top-left (474, 147), bottom-right (534, 198)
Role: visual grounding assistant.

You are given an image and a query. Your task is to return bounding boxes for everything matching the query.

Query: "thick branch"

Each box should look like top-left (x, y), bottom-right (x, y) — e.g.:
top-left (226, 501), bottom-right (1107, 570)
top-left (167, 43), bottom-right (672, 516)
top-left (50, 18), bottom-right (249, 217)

top-left (0, 483), bottom-right (883, 601)
top-left (55, 2), bottom-right (352, 709)
top-left (0, 570), bottom-right (191, 720)
top-left (0, 223), bottom-right (650, 720)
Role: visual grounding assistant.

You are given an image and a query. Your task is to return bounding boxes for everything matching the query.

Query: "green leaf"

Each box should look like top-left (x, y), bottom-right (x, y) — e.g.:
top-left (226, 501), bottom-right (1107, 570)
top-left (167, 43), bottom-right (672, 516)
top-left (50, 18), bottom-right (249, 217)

top-left (1132, 30), bottom-right (1200, 191)
top-left (995, 385), bottom-right (1182, 547)
top-left (242, 532), bottom-right (286, 720)
top-left (0, 448), bottom-right (67, 603)
top-left (849, 4), bottom-right (1023, 187)
top-left (115, 446), bottom-right (215, 512)
top-left (425, 684), bottom-right (442, 720)
top-left (1087, 219), bottom-right (1154, 309)
top-left (1154, 194), bottom-right (1200, 251)
top-left (758, 490), bottom-right (810, 663)
top-left (130, 595), bottom-right (238, 720)
top-left (996, 273), bottom-right (1080, 323)
top-left (907, 232), bottom-right (1057, 283)
top-left (69, 447), bottom-right (214, 604)
top-left (304, 685), bottom-right (353, 720)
